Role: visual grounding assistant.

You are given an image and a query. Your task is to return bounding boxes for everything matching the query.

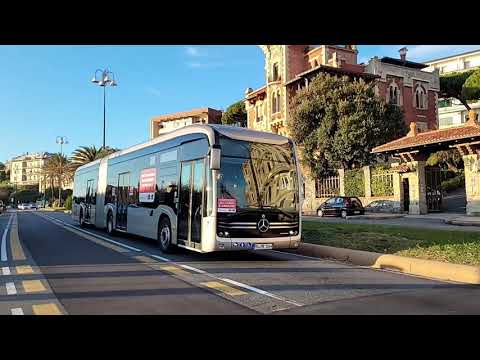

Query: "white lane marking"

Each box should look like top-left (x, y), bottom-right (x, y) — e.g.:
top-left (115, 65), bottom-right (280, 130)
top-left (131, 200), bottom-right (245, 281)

top-left (2, 266), bottom-right (11, 275)
top-left (220, 278), bottom-right (304, 307)
top-left (178, 264), bottom-right (206, 274)
top-left (150, 254), bottom-right (172, 263)
top-left (1, 214), bottom-right (14, 261)
top-left (11, 308), bottom-right (24, 315)
top-left (6, 282), bottom-right (17, 295)
top-left (38, 213), bottom-right (303, 308)
top-left (38, 214), bottom-right (142, 253)
top-left (145, 252), bottom-right (304, 307)
top-left (269, 249), bottom-right (326, 261)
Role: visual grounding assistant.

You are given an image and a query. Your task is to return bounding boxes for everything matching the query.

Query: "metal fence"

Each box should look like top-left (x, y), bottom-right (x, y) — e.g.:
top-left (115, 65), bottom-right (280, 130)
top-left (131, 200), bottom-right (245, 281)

top-left (371, 172), bottom-right (394, 196)
top-left (315, 176), bottom-right (340, 198)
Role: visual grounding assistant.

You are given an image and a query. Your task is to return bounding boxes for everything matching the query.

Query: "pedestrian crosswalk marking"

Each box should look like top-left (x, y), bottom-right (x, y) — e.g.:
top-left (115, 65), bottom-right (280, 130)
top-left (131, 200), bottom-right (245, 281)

top-left (6, 282), bottom-right (17, 295)
top-left (11, 308), bottom-right (24, 315)
top-left (32, 303), bottom-right (61, 315)
top-left (22, 280), bottom-right (46, 293)
top-left (16, 265), bottom-right (34, 275)
top-left (200, 281), bottom-right (248, 297)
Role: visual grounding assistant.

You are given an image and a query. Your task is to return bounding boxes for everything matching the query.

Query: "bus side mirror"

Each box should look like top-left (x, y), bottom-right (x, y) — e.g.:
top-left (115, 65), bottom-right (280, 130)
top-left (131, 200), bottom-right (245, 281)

top-left (210, 148), bottom-right (221, 170)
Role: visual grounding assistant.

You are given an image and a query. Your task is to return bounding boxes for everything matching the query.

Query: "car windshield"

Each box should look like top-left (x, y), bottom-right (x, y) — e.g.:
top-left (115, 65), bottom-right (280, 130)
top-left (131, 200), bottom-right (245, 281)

top-left (217, 137), bottom-right (299, 212)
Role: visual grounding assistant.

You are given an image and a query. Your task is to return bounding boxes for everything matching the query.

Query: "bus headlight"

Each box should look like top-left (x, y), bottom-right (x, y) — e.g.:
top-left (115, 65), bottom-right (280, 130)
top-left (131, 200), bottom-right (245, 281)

top-left (289, 230), bottom-right (297, 235)
top-left (224, 231), bottom-right (229, 237)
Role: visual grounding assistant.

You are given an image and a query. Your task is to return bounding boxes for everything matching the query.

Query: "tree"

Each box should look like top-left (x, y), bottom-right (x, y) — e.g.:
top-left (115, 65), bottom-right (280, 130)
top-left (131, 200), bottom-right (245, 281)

top-left (288, 73), bottom-right (407, 178)
top-left (221, 100), bottom-right (247, 127)
top-left (0, 162), bottom-right (6, 182)
top-left (70, 145), bottom-right (117, 170)
top-left (440, 69), bottom-right (480, 111)
top-left (42, 153), bottom-right (73, 205)
top-left (427, 150), bottom-right (463, 173)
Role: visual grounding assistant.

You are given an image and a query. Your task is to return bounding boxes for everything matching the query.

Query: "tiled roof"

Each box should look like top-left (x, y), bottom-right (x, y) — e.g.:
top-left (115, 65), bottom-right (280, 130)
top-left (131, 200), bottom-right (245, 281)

top-left (245, 86), bottom-right (267, 99)
top-left (372, 123), bottom-right (480, 153)
top-left (152, 108), bottom-right (222, 122)
top-left (284, 64), bottom-right (378, 86)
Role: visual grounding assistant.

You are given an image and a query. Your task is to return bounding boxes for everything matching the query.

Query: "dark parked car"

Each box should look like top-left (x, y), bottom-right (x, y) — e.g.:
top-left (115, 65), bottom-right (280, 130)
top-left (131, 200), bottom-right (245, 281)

top-left (365, 200), bottom-right (396, 213)
top-left (317, 196), bottom-right (364, 218)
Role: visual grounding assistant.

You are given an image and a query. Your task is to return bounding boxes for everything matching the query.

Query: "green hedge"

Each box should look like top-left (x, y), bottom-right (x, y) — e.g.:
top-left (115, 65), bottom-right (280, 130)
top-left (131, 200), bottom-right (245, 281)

top-left (64, 195), bottom-right (73, 210)
top-left (344, 169), bottom-right (365, 197)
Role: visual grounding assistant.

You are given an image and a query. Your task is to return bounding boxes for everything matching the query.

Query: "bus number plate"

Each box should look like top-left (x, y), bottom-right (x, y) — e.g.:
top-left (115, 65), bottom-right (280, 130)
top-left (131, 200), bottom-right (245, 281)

top-left (254, 243), bottom-right (273, 250)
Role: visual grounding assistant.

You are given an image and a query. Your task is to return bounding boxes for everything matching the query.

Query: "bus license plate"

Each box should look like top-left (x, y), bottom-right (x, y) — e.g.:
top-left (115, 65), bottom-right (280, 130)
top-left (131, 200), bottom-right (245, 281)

top-left (354, 211), bottom-right (360, 214)
top-left (254, 243), bottom-right (273, 250)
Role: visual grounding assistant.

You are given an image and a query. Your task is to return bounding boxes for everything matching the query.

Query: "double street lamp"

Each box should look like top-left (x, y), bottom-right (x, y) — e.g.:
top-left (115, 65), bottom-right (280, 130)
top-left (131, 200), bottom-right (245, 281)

top-left (91, 69), bottom-right (118, 149)
top-left (55, 136), bottom-right (68, 206)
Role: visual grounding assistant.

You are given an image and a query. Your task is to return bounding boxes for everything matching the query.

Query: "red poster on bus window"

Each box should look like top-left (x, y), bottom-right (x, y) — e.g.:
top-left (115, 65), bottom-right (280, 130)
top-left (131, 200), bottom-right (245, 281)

top-left (139, 168), bottom-right (156, 203)
top-left (217, 198), bottom-right (237, 213)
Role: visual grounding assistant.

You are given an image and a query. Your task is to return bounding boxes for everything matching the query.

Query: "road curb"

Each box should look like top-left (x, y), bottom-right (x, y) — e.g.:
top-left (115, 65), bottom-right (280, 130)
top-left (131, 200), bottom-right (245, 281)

top-left (290, 243), bottom-right (480, 285)
top-left (346, 214), bottom-right (406, 220)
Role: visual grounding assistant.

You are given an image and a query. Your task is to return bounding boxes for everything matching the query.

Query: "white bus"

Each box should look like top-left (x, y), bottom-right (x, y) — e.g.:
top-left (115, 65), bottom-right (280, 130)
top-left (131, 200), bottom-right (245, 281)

top-left (72, 124), bottom-right (303, 253)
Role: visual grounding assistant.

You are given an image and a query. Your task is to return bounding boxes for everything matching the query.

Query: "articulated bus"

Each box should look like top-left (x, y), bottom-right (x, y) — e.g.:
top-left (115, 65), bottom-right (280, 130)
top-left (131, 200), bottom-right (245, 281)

top-left (72, 124), bottom-right (303, 253)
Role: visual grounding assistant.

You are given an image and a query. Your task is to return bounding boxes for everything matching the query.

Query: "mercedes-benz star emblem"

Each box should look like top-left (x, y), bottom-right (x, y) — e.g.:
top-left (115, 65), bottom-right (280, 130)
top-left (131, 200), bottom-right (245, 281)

top-left (257, 215), bottom-right (270, 233)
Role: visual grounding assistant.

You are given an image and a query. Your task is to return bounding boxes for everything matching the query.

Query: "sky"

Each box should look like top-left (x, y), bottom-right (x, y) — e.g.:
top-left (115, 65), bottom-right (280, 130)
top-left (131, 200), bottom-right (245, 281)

top-left (1, 44), bottom-right (479, 164)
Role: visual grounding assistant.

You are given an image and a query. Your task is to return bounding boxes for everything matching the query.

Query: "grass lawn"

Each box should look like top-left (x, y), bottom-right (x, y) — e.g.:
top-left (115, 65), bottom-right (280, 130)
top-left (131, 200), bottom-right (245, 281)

top-left (302, 221), bottom-right (480, 266)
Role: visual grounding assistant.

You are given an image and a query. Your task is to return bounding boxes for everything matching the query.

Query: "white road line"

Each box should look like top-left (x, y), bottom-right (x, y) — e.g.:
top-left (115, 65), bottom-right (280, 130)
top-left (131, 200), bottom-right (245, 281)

top-left (145, 252), bottom-right (304, 307)
top-left (38, 214), bottom-right (142, 253)
top-left (10, 308), bottom-right (24, 315)
top-left (2, 266), bottom-right (10, 275)
top-left (1, 214), bottom-right (14, 261)
top-left (6, 282), bottom-right (17, 295)
top-left (38, 213), bottom-right (303, 308)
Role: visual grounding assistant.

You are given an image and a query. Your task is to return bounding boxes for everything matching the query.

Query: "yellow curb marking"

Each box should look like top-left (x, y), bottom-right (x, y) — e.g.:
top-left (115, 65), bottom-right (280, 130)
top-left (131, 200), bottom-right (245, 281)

top-left (32, 303), bottom-right (62, 315)
top-left (16, 265), bottom-right (34, 275)
top-left (158, 265), bottom-right (190, 277)
top-left (10, 215), bottom-right (26, 261)
top-left (22, 280), bottom-right (46, 293)
top-left (200, 281), bottom-right (248, 297)
top-left (133, 255), bottom-right (157, 264)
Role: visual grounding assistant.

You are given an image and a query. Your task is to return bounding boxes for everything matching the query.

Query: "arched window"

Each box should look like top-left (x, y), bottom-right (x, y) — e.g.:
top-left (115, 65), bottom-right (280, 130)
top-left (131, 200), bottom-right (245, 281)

top-left (388, 81), bottom-right (400, 105)
top-left (415, 85), bottom-right (427, 109)
top-left (276, 91), bottom-right (281, 113)
top-left (272, 94), bottom-right (277, 114)
top-left (272, 63), bottom-right (279, 81)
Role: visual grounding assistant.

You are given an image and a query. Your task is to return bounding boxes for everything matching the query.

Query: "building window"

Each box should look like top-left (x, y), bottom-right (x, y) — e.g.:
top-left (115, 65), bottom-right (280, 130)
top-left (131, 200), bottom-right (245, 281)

top-left (256, 104), bottom-right (263, 122)
top-left (388, 82), bottom-right (400, 106)
top-left (415, 85), bottom-right (427, 110)
top-left (272, 63), bottom-right (279, 81)
top-left (272, 95), bottom-right (277, 114)
top-left (464, 60), bottom-right (471, 69)
top-left (277, 91), bottom-right (281, 113)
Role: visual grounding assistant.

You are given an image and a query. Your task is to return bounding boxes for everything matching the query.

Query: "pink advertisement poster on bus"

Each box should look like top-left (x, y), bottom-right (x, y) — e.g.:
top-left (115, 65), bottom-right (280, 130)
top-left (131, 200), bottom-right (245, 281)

top-left (139, 168), bottom-right (156, 203)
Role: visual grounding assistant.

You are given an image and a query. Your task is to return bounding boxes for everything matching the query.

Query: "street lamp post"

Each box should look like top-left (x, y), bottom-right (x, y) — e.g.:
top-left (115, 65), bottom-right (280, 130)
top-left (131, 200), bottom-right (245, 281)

top-left (91, 69), bottom-right (118, 149)
top-left (56, 136), bottom-right (68, 206)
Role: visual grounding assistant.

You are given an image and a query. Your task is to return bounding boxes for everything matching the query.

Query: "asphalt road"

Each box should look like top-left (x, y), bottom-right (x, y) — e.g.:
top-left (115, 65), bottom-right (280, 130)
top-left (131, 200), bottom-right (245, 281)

top-left (1, 210), bottom-right (480, 315)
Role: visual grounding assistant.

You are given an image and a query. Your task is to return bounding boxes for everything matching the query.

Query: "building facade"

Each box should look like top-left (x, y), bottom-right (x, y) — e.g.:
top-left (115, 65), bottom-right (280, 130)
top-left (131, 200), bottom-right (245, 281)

top-left (9, 152), bottom-right (51, 190)
top-left (150, 107), bottom-right (223, 139)
top-left (246, 46), bottom-right (440, 135)
top-left (423, 49), bottom-right (480, 129)
top-left (365, 49), bottom-right (440, 132)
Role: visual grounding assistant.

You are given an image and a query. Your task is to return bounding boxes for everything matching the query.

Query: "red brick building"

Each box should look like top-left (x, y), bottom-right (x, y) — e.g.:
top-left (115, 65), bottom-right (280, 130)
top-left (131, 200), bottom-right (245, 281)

top-left (245, 46), bottom-right (440, 135)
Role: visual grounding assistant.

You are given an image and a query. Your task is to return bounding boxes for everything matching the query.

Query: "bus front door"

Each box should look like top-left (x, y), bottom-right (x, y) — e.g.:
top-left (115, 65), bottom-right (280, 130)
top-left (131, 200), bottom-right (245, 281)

top-left (178, 159), bottom-right (204, 249)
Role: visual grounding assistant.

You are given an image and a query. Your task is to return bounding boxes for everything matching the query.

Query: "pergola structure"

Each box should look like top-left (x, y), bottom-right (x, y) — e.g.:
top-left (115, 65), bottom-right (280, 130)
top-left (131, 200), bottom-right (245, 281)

top-left (372, 111), bottom-right (480, 215)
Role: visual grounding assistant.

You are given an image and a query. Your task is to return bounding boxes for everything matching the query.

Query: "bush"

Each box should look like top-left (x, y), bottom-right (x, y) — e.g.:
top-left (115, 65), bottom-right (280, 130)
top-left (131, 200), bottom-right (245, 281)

top-left (441, 173), bottom-right (465, 192)
top-left (344, 169), bottom-right (365, 197)
top-left (64, 195), bottom-right (72, 210)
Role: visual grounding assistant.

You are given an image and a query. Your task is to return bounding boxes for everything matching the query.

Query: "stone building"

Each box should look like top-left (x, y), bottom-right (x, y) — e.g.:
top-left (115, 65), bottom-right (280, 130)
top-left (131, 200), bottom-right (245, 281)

top-left (365, 48), bottom-right (440, 132)
top-left (423, 49), bottom-right (480, 129)
top-left (9, 152), bottom-right (51, 191)
top-left (244, 45), bottom-right (440, 214)
top-left (150, 107), bottom-right (222, 139)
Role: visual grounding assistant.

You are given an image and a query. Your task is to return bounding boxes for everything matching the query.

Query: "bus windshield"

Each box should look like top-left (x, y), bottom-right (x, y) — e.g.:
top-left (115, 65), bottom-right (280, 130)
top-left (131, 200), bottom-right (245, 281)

top-left (217, 137), bottom-right (299, 212)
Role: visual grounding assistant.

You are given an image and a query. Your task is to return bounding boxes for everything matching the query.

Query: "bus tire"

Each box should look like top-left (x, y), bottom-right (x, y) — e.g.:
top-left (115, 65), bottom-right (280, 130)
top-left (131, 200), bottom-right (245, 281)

top-left (158, 217), bottom-right (174, 253)
top-left (106, 211), bottom-right (114, 235)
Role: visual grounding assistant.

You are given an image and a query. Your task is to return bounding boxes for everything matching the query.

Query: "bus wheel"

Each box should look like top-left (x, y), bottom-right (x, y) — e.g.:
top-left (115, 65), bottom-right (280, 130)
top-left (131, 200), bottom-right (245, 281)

top-left (158, 217), bottom-right (174, 253)
top-left (106, 212), bottom-right (114, 235)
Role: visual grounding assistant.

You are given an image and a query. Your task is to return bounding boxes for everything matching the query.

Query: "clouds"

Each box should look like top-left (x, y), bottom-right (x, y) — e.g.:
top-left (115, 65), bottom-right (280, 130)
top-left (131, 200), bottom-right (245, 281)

top-left (183, 45), bottom-right (225, 69)
top-left (185, 46), bottom-right (202, 57)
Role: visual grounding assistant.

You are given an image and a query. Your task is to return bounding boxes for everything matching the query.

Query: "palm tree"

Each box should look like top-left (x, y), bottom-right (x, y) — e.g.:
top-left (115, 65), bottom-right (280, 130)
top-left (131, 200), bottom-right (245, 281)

top-left (70, 145), bottom-right (117, 170)
top-left (42, 153), bottom-right (73, 206)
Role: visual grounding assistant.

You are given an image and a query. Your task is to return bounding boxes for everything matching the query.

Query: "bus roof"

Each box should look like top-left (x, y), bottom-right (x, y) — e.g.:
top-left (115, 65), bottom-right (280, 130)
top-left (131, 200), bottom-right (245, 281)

top-left (75, 124), bottom-right (291, 172)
